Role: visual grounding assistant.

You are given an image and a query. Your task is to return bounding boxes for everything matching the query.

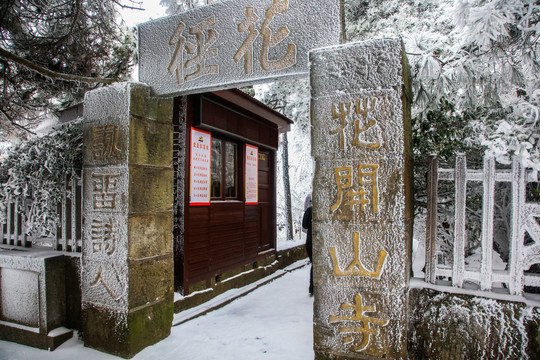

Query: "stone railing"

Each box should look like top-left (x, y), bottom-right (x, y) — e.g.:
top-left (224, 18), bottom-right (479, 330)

top-left (0, 175), bottom-right (82, 253)
top-left (425, 154), bottom-right (540, 295)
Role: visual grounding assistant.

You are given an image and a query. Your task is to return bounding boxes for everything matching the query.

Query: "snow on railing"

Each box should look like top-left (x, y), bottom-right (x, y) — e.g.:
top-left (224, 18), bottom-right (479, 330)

top-left (425, 154), bottom-right (540, 296)
top-left (0, 176), bottom-right (83, 253)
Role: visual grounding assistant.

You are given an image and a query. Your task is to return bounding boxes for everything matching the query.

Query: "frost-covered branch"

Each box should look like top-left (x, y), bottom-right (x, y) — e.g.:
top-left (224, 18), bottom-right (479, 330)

top-left (0, 47), bottom-right (117, 85)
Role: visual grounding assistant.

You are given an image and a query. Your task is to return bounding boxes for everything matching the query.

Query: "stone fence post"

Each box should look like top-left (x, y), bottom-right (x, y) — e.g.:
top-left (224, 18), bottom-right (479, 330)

top-left (82, 82), bottom-right (174, 358)
top-left (310, 39), bottom-right (413, 359)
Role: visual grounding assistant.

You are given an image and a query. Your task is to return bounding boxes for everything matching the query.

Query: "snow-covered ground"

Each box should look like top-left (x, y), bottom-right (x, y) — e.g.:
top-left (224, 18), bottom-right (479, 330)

top-left (0, 262), bottom-right (314, 360)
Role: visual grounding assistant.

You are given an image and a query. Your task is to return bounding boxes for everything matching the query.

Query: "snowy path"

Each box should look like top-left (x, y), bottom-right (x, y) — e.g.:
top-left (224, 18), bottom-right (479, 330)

top-left (0, 263), bottom-right (314, 360)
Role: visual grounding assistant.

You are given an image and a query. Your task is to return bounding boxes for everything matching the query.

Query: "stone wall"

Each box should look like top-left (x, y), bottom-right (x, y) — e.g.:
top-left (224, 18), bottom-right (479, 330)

top-left (409, 287), bottom-right (540, 360)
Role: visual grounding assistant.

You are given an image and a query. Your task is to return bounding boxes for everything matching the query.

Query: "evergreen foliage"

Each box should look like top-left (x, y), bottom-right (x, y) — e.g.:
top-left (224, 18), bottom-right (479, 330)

top-left (345, 0), bottom-right (539, 171)
top-left (0, 0), bottom-right (137, 140)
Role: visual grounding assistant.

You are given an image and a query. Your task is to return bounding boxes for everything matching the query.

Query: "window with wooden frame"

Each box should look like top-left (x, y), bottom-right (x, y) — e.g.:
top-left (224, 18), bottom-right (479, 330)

top-left (211, 136), bottom-right (238, 200)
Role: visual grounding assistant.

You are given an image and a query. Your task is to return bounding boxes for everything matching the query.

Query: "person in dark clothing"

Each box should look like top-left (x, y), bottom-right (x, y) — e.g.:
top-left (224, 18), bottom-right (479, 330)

top-left (302, 195), bottom-right (313, 295)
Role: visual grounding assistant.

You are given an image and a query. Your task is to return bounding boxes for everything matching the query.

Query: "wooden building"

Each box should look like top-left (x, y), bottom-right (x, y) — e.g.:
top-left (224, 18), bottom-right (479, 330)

top-left (174, 89), bottom-right (292, 294)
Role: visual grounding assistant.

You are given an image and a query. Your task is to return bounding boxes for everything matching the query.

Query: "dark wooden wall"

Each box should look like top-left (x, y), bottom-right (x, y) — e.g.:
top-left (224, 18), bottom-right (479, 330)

top-left (177, 93), bottom-right (277, 294)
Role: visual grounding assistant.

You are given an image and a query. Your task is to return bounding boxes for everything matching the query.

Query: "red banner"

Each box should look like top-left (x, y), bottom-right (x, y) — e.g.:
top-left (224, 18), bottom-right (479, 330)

top-left (190, 127), bottom-right (211, 206)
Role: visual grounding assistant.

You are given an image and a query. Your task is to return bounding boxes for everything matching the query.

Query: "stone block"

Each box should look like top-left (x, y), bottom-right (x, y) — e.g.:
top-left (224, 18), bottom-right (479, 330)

top-left (310, 38), bottom-right (410, 98)
top-left (83, 82), bottom-right (133, 125)
top-left (188, 279), bottom-right (209, 294)
top-left (1, 267), bottom-right (39, 327)
top-left (129, 166), bottom-right (174, 213)
top-left (128, 116), bottom-right (173, 167)
top-left (128, 213), bottom-right (173, 259)
top-left (82, 296), bottom-right (173, 359)
top-left (64, 254), bottom-right (82, 331)
top-left (157, 97), bottom-right (174, 123)
top-left (128, 255), bottom-right (174, 309)
top-left (138, 0), bottom-right (342, 96)
top-left (313, 286), bottom-right (408, 359)
top-left (130, 86), bottom-right (174, 123)
top-left (81, 257), bottom-right (129, 310)
top-left (312, 156), bottom-right (408, 224)
top-left (83, 166), bottom-right (129, 214)
top-left (0, 250), bottom-right (66, 334)
top-left (311, 90), bottom-right (405, 160)
top-left (312, 222), bottom-right (409, 292)
top-left (83, 119), bottom-right (129, 166)
top-left (129, 83), bottom-right (151, 119)
top-left (83, 214), bottom-right (128, 264)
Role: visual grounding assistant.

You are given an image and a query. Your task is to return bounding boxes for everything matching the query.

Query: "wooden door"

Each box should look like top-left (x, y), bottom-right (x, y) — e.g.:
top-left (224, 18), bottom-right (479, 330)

top-left (257, 149), bottom-right (275, 252)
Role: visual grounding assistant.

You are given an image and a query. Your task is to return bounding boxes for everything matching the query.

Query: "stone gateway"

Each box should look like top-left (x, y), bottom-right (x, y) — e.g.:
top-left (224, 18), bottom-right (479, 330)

top-left (81, 1), bottom-right (414, 359)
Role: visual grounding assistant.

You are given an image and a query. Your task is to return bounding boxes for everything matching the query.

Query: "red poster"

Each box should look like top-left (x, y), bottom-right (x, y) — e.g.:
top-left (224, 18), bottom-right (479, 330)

top-left (245, 144), bottom-right (258, 205)
top-left (190, 127), bottom-right (212, 206)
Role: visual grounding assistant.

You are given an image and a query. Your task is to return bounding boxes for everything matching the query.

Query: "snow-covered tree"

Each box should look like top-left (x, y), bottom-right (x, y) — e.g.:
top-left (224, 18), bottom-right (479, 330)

top-left (254, 79), bottom-right (312, 241)
top-left (0, 120), bottom-right (82, 236)
top-left (159, 0), bottom-right (219, 14)
top-left (0, 0), bottom-right (138, 140)
top-left (346, 0), bottom-right (539, 170)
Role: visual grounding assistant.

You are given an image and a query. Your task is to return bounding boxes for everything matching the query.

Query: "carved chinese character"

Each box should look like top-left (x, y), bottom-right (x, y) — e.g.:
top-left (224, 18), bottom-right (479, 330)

top-left (168, 22), bottom-right (188, 84)
top-left (93, 124), bottom-right (121, 160)
top-left (329, 232), bottom-right (387, 278)
top-left (329, 294), bottom-right (388, 352)
top-left (92, 174), bottom-right (120, 210)
top-left (331, 164), bottom-right (379, 214)
top-left (329, 102), bottom-right (351, 150)
top-left (234, 7), bottom-right (259, 75)
top-left (353, 98), bottom-right (380, 149)
top-left (328, 98), bottom-right (382, 150)
top-left (91, 218), bottom-right (116, 256)
top-left (168, 16), bottom-right (219, 84)
top-left (90, 266), bottom-right (121, 301)
top-left (234, 0), bottom-right (297, 74)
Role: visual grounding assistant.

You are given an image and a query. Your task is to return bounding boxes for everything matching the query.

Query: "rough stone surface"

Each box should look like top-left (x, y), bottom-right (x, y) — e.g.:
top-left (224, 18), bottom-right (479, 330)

top-left (138, 0), bottom-right (342, 96)
top-left (310, 38), bottom-right (412, 359)
top-left (310, 39), bottom-right (408, 98)
top-left (0, 250), bottom-right (66, 334)
top-left (409, 287), bottom-right (540, 360)
top-left (64, 255), bottom-right (82, 331)
top-left (313, 156), bottom-right (407, 224)
top-left (1, 268), bottom-right (39, 327)
top-left (82, 297), bottom-right (173, 359)
top-left (128, 166), bottom-right (174, 213)
top-left (129, 116), bottom-right (173, 167)
top-left (82, 82), bottom-right (174, 356)
top-left (128, 255), bottom-right (174, 309)
top-left (128, 214), bottom-right (173, 259)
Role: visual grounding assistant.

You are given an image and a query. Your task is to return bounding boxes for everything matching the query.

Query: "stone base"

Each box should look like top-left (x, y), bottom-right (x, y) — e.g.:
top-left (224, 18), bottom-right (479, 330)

top-left (315, 350), bottom-right (385, 360)
top-left (409, 287), bottom-right (540, 360)
top-left (0, 322), bottom-right (73, 351)
top-left (175, 244), bottom-right (308, 313)
top-left (82, 297), bottom-right (173, 359)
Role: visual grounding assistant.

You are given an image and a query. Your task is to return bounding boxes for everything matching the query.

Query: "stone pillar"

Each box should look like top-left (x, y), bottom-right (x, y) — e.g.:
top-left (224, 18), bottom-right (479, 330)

top-left (310, 39), bottom-right (413, 359)
top-left (82, 82), bottom-right (174, 358)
